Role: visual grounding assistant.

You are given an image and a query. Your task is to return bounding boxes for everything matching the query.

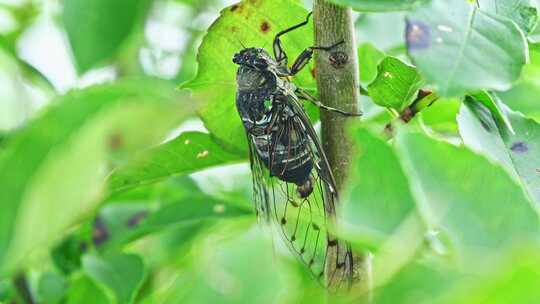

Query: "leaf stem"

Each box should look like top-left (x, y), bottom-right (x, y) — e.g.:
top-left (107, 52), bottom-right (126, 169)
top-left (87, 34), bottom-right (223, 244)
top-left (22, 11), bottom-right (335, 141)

top-left (401, 89), bottom-right (439, 123)
top-left (383, 89), bottom-right (439, 138)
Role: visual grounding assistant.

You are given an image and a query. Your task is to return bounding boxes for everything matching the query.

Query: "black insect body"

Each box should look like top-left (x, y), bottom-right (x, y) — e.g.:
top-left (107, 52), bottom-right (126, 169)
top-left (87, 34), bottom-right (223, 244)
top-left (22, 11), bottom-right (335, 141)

top-left (233, 13), bottom-right (360, 289)
top-left (235, 55), bottom-right (313, 197)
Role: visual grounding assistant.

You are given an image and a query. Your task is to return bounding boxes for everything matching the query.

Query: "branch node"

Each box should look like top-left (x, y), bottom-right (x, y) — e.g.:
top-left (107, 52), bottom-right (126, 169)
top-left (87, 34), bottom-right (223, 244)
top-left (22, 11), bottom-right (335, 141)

top-left (329, 51), bottom-right (349, 69)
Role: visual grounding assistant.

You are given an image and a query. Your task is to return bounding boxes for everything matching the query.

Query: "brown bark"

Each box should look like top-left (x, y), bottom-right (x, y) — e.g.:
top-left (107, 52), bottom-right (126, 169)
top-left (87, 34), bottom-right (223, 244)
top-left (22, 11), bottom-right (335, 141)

top-left (313, 0), bottom-right (372, 295)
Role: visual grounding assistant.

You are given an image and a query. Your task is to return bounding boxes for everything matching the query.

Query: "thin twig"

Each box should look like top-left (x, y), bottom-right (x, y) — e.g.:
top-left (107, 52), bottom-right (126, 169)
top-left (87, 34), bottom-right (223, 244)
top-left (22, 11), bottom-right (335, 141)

top-left (384, 89), bottom-right (439, 137)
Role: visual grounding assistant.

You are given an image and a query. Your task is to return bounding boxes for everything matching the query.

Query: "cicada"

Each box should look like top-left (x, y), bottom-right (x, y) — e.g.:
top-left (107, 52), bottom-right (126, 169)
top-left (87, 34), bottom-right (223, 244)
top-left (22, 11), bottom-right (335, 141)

top-left (232, 12), bottom-right (360, 288)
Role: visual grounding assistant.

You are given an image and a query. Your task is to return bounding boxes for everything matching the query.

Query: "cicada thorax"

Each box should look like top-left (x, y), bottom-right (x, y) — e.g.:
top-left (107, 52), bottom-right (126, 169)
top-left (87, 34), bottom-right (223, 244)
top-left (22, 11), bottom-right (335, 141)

top-left (236, 63), bottom-right (314, 198)
top-left (235, 66), bottom-right (276, 122)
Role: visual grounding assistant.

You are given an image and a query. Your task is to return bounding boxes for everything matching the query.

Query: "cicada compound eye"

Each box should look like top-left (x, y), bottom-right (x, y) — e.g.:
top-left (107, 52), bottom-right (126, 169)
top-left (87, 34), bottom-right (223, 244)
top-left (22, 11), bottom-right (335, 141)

top-left (232, 53), bottom-right (242, 64)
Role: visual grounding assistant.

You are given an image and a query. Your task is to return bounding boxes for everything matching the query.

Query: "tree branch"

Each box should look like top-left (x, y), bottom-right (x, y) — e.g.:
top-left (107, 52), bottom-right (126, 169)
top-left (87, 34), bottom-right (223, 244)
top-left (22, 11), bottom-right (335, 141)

top-left (313, 0), bottom-right (372, 293)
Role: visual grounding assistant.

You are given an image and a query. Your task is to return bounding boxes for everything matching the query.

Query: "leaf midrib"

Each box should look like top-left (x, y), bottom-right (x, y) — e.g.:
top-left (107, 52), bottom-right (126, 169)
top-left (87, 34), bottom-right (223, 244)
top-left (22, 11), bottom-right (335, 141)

top-left (443, 5), bottom-right (478, 95)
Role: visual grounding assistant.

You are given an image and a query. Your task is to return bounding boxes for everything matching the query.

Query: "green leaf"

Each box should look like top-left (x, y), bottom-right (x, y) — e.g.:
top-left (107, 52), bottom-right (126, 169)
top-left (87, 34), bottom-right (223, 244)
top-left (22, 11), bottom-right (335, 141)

top-left (56, 174), bottom-right (252, 257)
top-left (468, 91), bottom-right (514, 133)
top-left (341, 127), bottom-right (419, 248)
top-left (437, 247), bottom-right (540, 304)
top-left (0, 279), bottom-right (14, 302)
top-left (83, 253), bottom-right (146, 304)
top-left (63, 0), bottom-right (150, 73)
top-left (406, 0), bottom-right (528, 97)
top-left (418, 98), bottom-right (461, 135)
top-left (373, 246), bottom-right (540, 304)
top-left (167, 222), bottom-right (305, 304)
top-left (356, 12), bottom-right (407, 51)
top-left (358, 43), bottom-right (386, 86)
top-left (183, 0), bottom-right (315, 152)
top-left (368, 56), bottom-right (423, 111)
top-left (65, 274), bottom-right (111, 304)
top-left (95, 194), bottom-right (253, 251)
top-left (458, 100), bottom-right (540, 205)
top-left (109, 131), bottom-right (245, 194)
top-left (328, 0), bottom-right (429, 12)
top-left (479, 0), bottom-right (539, 34)
top-left (394, 130), bottom-right (539, 261)
top-left (371, 254), bottom-right (465, 304)
top-left (0, 78), bottom-right (190, 275)
top-left (51, 234), bottom-right (88, 275)
top-left (106, 175), bottom-right (201, 205)
top-left (458, 100), bottom-right (516, 175)
top-left (0, 48), bottom-right (36, 131)
top-left (37, 272), bottom-right (68, 304)
top-left (498, 43), bottom-right (540, 119)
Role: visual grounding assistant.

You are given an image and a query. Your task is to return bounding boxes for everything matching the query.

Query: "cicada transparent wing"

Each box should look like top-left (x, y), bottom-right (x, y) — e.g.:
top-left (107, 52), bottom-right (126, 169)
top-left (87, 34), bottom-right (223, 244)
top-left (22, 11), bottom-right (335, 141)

top-left (246, 98), bottom-right (353, 289)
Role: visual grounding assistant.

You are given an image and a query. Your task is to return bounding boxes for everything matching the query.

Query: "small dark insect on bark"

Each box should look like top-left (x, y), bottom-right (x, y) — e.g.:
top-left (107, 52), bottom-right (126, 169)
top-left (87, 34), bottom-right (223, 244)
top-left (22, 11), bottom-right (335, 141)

top-left (232, 12), bottom-right (361, 290)
top-left (329, 51), bottom-right (348, 69)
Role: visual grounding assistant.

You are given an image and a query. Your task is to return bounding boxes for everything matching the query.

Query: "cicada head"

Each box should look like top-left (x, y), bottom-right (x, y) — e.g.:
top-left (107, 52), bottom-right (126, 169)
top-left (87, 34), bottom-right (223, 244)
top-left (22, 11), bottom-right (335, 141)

top-left (232, 48), bottom-right (273, 70)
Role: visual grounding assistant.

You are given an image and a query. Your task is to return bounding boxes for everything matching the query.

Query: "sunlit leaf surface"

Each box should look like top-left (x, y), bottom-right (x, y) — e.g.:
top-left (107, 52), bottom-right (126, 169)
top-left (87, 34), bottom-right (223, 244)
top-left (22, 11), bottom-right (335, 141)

top-left (0, 79), bottom-right (190, 275)
top-left (406, 0), bottom-right (527, 97)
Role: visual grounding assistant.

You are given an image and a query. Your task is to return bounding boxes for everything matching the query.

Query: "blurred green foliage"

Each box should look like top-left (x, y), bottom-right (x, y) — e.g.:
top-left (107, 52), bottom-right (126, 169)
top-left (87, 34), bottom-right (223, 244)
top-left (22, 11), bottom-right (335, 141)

top-left (1, 0), bottom-right (540, 303)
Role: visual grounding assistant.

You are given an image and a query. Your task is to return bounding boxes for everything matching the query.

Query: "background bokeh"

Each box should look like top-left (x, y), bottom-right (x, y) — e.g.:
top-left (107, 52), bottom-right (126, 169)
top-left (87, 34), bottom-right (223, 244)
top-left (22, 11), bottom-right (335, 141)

top-left (3, 0), bottom-right (540, 303)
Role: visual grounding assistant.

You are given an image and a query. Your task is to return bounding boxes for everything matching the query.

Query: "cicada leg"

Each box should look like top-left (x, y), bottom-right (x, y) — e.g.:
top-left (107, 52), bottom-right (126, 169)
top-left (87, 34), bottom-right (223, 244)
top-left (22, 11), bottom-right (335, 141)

top-left (295, 87), bottom-right (362, 117)
top-left (290, 40), bottom-right (344, 75)
top-left (273, 13), bottom-right (313, 67)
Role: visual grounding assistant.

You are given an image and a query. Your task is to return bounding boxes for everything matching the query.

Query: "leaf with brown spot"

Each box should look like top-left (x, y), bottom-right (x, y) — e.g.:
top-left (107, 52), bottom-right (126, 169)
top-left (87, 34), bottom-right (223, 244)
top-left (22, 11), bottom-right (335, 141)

top-left (182, 0), bottom-right (316, 152)
top-left (260, 21), bottom-right (271, 33)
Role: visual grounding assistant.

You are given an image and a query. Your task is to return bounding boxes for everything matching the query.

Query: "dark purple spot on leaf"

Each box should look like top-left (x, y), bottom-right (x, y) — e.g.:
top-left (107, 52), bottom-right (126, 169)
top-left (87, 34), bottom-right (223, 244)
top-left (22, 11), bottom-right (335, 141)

top-left (230, 4), bottom-right (241, 12)
top-left (92, 217), bottom-right (109, 246)
top-left (511, 141), bottom-right (529, 153)
top-left (406, 20), bottom-right (431, 50)
top-left (127, 211), bottom-right (149, 228)
top-left (79, 241), bottom-right (88, 252)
